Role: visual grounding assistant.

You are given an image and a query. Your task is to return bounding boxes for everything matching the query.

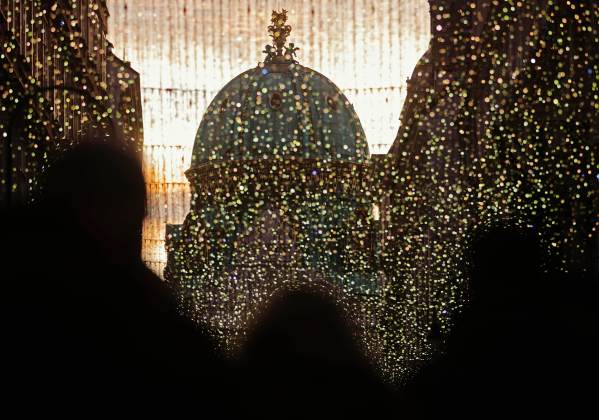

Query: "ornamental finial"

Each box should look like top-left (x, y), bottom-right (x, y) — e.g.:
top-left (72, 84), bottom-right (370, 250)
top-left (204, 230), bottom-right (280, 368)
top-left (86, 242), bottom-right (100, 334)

top-left (263, 9), bottom-right (299, 64)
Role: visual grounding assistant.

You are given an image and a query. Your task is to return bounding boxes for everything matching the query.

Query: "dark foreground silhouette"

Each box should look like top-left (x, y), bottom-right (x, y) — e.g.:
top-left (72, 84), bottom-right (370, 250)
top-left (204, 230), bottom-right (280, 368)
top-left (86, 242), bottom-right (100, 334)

top-left (1, 142), bottom-right (226, 412)
top-left (2, 142), bottom-right (596, 416)
top-left (400, 225), bottom-right (598, 415)
top-left (235, 289), bottom-right (393, 418)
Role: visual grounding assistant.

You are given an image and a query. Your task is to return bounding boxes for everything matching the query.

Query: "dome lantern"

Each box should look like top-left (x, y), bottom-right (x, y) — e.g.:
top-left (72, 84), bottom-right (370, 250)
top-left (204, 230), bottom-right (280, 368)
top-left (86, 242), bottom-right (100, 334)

top-left (262, 9), bottom-right (299, 69)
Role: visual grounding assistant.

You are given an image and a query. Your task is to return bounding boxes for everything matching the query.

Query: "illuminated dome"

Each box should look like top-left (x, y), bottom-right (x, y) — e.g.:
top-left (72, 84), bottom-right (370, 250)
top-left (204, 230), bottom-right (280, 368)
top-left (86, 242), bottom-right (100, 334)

top-left (191, 64), bottom-right (369, 166)
top-left (165, 10), bottom-right (383, 353)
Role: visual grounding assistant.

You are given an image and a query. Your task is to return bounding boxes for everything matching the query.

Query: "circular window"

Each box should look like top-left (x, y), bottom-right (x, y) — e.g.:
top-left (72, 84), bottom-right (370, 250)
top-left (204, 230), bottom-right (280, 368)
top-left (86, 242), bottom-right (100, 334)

top-left (326, 95), bottom-right (338, 111)
top-left (269, 92), bottom-right (283, 110)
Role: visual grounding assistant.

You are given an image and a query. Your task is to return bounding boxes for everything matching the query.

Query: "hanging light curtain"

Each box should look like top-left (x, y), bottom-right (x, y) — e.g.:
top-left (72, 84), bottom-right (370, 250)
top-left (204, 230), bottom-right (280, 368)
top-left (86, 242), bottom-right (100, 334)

top-left (107, 0), bottom-right (430, 275)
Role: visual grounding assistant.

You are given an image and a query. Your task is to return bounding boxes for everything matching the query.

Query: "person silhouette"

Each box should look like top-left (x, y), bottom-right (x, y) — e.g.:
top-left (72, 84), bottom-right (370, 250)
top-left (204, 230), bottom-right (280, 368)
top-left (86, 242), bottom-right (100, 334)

top-left (235, 288), bottom-right (393, 418)
top-left (1, 141), bottom-right (227, 413)
top-left (399, 224), bottom-right (566, 415)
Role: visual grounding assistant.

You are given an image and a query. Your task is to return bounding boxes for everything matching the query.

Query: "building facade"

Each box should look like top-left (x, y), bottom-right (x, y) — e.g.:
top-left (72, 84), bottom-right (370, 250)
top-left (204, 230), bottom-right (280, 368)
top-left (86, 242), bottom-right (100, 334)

top-left (377, 0), bottom-right (599, 370)
top-left (0, 0), bottom-right (143, 208)
top-left (165, 10), bottom-right (387, 357)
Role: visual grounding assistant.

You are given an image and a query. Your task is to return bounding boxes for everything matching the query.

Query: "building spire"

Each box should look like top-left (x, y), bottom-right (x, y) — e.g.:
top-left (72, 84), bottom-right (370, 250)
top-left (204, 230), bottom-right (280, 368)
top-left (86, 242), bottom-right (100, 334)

top-left (263, 9), bottom-right (299, 64)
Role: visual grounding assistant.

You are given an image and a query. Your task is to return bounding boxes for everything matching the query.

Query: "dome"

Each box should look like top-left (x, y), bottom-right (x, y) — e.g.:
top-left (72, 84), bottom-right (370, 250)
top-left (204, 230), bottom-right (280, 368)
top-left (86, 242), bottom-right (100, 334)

top-left (166, 10), bottom-right (383, 355)
top-left (190, 36), bottom-right (368, 168)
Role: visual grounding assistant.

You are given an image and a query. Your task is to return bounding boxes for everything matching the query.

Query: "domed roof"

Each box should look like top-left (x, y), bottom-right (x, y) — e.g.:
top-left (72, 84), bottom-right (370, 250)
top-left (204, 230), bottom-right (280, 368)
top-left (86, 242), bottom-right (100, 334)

top-left (190, 11), bottom-right (368, 168)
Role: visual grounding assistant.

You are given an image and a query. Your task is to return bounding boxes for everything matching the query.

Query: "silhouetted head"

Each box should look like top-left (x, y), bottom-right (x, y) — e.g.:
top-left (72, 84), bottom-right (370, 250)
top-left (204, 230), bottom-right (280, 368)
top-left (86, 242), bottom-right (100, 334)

top-left (468, 223), bottom-right (543, 309)
top-left (239, 288), bottom-right (389, 416)
top-left (244, 289), bottom-right (365, 367)
top-left (41, 141), bottom-right (146, 264)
